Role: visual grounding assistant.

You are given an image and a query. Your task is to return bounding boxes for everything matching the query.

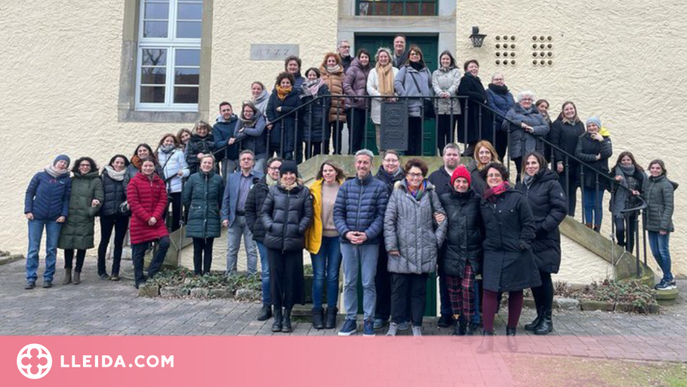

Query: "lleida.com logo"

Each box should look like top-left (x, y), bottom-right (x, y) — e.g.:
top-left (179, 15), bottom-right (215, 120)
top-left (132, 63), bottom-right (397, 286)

top-left (17, 344), bottom-right (53, 379)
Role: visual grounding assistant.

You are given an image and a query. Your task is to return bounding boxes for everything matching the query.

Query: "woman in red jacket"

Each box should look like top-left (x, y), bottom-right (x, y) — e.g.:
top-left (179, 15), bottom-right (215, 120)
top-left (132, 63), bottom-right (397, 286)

top-left (127, 157), bottom-right (170, 288)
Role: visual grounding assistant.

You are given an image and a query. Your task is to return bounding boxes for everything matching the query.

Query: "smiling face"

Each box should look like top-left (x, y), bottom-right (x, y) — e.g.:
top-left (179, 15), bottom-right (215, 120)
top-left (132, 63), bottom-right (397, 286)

top-left (393, 36), bottom-right (406, 54)
top-left (286, 60), bottom-right (300, 74)
top-left (322, 164), bottom-right (337, 183)
top-left (179, 132), bottom-right (191, 144)
top-left (620, 155), bottom-right (633, 167)
top-left (440, 54), bottom-right (451, 68)
top-left (406, 166), bottom-right (424, 189)
top-left (525, 155), bottom-right (540, 177)
top-left (355, 154), bottom-right (372, 178)
top-left (200, 157), bottom-right (214, 173)
top-left (267, 160), bottom-right (282, 180)
top-left (649, 163), bottom-right (663, 177)
top-left (467, 62), bottom-right (479, 76)
top-left (492, 74), bottom-right (505, 86)
top-left (477, 146), bottom-right (492, 165)
top-left (520, 95), bottom-right (534, 110)
top-left (306, 70), bottom-right (318, 80)
top-left (78, 160), bottom-right (92, 174)
top-left (243, 106), bottom-right (255, 120)
top-left (112, 157), bottom-right (126, 172)
top-left (359, 53), bottom-right (370, 66)
top-left (486, 167), bottom-right (503, 188)
top-left (378, 51), bottom-right (390, 66)
top-left (136, 146), bottom-right (150, 159)
top-left (220, 104), bottom-right (233, 120)
top-left (251, 83), bottom-right (263, 98)
top-left (54, 160), bottom-right (68, 171)
top-left (563, 103), bottom-right (576, 120)
top-left (409, 50), bottom-right (421, 63)
top-left (196, 125), bottom-right (208, 137)
top-left (443, 147), bottom-right (460, 170)
top-left (280, 78), bottom-right (292, 89)
top-left (282, 171), bottom-right (296, 185)
top-left (141, 160), bottom-right (155, 176)
top-left (537, 101), bottom-right (549, 116)
top-left (454, 177), bottom-right (469, 193)
top-left (586, 123), bottom-right (599, 134)
top-left (162, 136), bottom-right (175, 147)
top-left (326, 56), bottom-right (337, 67)
top-left (383, 153), bottom-right (400, 174)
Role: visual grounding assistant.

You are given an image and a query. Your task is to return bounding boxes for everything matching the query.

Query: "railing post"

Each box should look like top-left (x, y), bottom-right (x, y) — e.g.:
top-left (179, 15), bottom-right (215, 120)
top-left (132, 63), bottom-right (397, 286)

top-left (565, 155), bottom-right (571, 216)
top-left (579, 165), bottom-right (585, 224)
top-left (294, 110), bottom-right (299, 161)
top-left (595, 173), bottom-right (600, 230)
top-left (364, 101), bottom-right (371, 151)
top-left (307, 103), bottom-right (313, 160)
top-left (478, 104), bottom-right (483, 141)
top-left (463, 99), bottom-right (469, 148)
top-left (449, 100), bottom-right (454, 146)
top-left (420, 101), bottom-right (425, 156)
top-left (321, 96), bottom-right (327, 156)
top-left (350, 107), bottom-right (355, 155)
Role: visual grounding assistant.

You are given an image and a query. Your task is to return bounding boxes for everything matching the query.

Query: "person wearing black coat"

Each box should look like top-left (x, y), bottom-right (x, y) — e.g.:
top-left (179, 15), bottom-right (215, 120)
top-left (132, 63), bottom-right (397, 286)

top-left (477, 162), bottom-right (541, 353)
top-left (97, 155), bottom-right (131, 281)
top-left (300, 68), bottom-right (331, 159)
top-left (246, 157), bottom-right (282, 321)
top-left (457, 60), bottom-right (491, 156)
top-left (549, 101), bottom-right (586, 216)
top-left (439, 165), bottom-right (483, 336)
top-left (609, 152), bottom-right (646, 253)
top-left (186, 121), bottom-right (216, 175)
top-left (515, 152), bottom-right (566, 335)
top-left (266, 72), bottom-right (302, 161)
top-left (260, 160), bottom-right (313, 333)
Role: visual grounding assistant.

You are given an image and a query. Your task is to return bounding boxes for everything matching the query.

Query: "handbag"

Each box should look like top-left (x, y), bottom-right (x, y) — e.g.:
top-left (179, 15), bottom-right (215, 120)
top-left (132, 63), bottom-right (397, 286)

top-left (408, 70), bottom-right (435, 119)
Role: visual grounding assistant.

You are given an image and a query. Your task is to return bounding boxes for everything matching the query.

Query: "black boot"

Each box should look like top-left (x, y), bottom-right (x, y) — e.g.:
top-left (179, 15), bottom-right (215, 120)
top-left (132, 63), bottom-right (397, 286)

top-left (525, 305), bottom-right (543, 331)
top-left (257, 304), bottom-right (272, 321)
top-left (476, 330), bottom-right (494, 354)
top-left (282, 308), bottom-right (293, 333)
top-left (506, 326), bottom-right (518, 352)
top-left (271, 308), bottom-right (283, 332)
top-left (325, 307), bottom-right (338, 329)
top-left (534, 310), bottom-right (553, 335)
top-left (312, 307), bottom-right (324, 330)
top-left (452, 315), bottom-right (467, 336)
top-left (467, 323), bottom-right (479, 336)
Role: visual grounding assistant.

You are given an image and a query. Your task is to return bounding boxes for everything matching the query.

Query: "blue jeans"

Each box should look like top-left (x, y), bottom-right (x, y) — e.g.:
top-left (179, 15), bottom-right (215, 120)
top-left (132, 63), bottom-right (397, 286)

top-left (311, 236), bottom-right (342, 309)
top-left (341, 242), bottom-right (378, 321)
top-left (226, 216), bottom-right (258, 275)
top-left (26, 219), bottom-right (62, 282)
top-left (648, 231), bottom-right (673, 282)
top-left (132, 236), bottom-right (170, 286)
top-left (582, 187), bottom-right (604, 227)
top-left (256, 241), bottom-right (270, 305)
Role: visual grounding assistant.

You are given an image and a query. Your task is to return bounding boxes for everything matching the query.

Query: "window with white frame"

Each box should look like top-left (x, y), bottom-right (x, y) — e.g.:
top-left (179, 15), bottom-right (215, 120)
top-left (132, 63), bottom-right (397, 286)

top-left (136, 0), bottom-right (203, 111)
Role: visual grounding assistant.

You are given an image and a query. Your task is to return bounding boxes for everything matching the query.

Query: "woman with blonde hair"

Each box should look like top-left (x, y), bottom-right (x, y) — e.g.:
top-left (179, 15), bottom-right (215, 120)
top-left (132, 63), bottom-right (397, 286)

top-left (319, 52), bottom-right (347, 154)
top-left (467, 140), bottom-right (501, 195)
top-left (366, 47), bottom-right (399, 151)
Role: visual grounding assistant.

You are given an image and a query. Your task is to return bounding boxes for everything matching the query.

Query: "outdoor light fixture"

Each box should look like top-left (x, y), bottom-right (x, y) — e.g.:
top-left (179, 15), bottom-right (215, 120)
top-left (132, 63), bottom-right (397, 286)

top-left (470, 26), bottom-right (487, 48)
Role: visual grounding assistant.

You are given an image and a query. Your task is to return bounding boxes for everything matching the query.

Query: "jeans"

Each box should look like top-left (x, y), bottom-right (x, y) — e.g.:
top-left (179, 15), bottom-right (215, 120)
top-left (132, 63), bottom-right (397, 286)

top-left (311, 236), bottom-right (342, 309)
top-left (226, 215), bottom-right (258, 275)
top-left (391, 273), bottom-right (428, 327)
top-left (26, 219), bottom-right (62, 282)
top-left (256, 241), bottom-right (270, 305)
top-left (648, 231), bottom-right (673, 282)
top-left (582, 187), bottom-right (604, 228)
top-left (192, 237), bottom-right (214, 275)
top-left (64, 249), bottom-right (87, 272)
top-left (131, 236), bottom-right (170, 286)
top-left (97, 214), bottom-right (128, 277)
top-left (341, 242), bottom-right (378, 321)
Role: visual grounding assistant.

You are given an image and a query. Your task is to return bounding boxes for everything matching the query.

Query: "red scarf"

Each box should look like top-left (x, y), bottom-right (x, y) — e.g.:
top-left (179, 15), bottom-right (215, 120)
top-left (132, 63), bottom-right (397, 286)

top-left (483, 181), bottom-right (510, 202)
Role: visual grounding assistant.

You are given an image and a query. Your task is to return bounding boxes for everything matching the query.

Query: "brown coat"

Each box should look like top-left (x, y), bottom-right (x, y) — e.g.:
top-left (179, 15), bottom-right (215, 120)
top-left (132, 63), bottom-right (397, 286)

top-left (320, 65), bottom-right (346, 122)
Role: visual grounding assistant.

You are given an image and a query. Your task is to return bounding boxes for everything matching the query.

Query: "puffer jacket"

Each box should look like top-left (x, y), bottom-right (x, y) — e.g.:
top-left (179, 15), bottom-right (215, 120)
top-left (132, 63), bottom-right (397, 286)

top-left (375, 167), bottom-right (404, 196)
top-left (394, 64), bottom-right (433, 117)
top-left (320, 65), bottom-right (346, 122)
top-left (260, 181), bottom-right (313, 251)
top-left (367, 66), bottom-right (399, 124)
top-left (486, 84), bottom-right (514, 126)
top-left (439, 188), bottom-right (483, 276)
top-left (246, 176), bottom-right (271, 243)
top-left (574, 132), bottom-right (613, 189)
top-left (24, 170), bottom-right (71, 221)
top-left (343, 58), bottom-right (371, 110)
top-left (234, 114), bottom-right (268, 160)
top-left (432, 67), bottom-right (461, 115)
top-left (300, 83), bottom-right (331, 142)
top-left (58, 171), bottom-right (104, 250)
top-left (515, 168), bottom-right (567, 273)
top-left (186, 134), bottom-right (216, 173)
top-left (127, 172), bottom-right (169, 244)
top-left (157, 148), bottom-right (189, 193)
top-left (502, 103), bottom-right (550, 159)
top-left (384, 180), bottom-right (447, 274)
top-left (183, 169), bottom-right (225, 239)
top-left (334, 172), bottom-right (389, 245)
top-left (100, 169), bottom-right (128, 217)
top-left (642, 174), bottom-right (678, 233)
top-left (213, 114), bottom-right (240, 161)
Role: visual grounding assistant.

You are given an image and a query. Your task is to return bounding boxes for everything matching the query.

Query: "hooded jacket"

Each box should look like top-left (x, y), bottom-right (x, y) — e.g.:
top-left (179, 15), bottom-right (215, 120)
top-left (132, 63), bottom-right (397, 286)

top-left (642, 174), bottom-right (678, 233)
top-left (343, 58), bottom-right (371, 110)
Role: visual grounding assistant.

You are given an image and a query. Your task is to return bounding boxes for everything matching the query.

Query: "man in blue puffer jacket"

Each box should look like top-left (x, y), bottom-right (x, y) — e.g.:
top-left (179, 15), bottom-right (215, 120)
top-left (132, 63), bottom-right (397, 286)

top-left (334, 149), bottom-right (388, 336)
top-left (213, 101), bottom-right (240, 181)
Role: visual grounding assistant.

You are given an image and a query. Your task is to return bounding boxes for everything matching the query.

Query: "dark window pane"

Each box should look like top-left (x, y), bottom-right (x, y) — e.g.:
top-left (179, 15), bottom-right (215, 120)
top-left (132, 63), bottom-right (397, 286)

top-left (140, 86), bottom-right (166, 103)
top-left (175, 49), bottom-right (200, 66)
top-left (390, 2), bottom-right (403, 15)
top-left (141, 49), bottom-right (167, 66)
top-left (174, 87), bottom-right (199, 103)
top-left (176, 21), bottom-right (202, 38)
top-left (174, 68), bottom-right (200, 85)
top-left (144, 2), bottom-right (169, 19)
top-left (143, 21), bottom-right (168, 38)
top-left (141, 67), bottom-right (167, 84)
top-left (177, 3), bottom-right (203, 20)
top-left (420, 3), bottom-right (435, 15)
top-left (406, 2), bottom-right (419, 15)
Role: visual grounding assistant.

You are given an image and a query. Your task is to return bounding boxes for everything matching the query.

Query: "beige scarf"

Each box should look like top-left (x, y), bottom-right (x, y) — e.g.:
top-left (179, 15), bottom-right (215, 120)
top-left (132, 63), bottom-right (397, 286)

top-left (376, 62), bottom-right (395, 96)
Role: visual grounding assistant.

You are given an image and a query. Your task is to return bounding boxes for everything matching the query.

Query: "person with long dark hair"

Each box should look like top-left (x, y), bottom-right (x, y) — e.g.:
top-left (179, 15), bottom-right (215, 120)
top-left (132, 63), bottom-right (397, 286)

top-left (610, 151), bottom-right (646, 253)
top-left (234, 101), bottom-right (268, 173)
top-left (432, 51), bottom-right (461, 155)
top-left (156, 133), bottom-right (189, 232)
top-left (344, 48), bottom-right (372, 154)
top-left (394, 45), bottom-right (433, 156)
top-left (97, 154), bottom-right (130, 281)
top-left (266, 72), bottom-right (300, 160)
top-left (177, 128), bottom-right (192, 153)
top-left (550, 101), bottom-right (585, 216)
top-left (300, 67), bottom-right (331, 159)
top-left (127, 143), bottom-right (157, 178)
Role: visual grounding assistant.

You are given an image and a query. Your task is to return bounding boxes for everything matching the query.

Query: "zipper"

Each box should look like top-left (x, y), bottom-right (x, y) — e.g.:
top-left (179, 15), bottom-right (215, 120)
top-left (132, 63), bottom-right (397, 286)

top-left (282, 189), bottom-right (291, 252)
top-left (355, 178), bottom-right (365, 233)
top-left (203, 173), bottom-right (209, 239)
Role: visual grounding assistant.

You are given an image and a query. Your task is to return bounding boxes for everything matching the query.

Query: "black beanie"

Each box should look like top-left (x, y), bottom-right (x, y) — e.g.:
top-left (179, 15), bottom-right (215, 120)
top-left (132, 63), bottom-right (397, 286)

top-left (279, 160), bottom-right (298, 176)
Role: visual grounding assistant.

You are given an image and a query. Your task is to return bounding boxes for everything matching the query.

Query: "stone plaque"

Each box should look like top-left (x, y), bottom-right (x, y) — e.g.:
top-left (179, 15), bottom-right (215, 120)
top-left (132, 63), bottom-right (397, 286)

top-left (250, 44), bottom-right (299, 61)
top-left (380, 100), bottom-right (409, 151)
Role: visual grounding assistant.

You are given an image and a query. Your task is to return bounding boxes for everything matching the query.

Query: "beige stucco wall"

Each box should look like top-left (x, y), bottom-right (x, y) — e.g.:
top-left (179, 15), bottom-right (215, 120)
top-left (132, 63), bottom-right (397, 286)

top-left (1, 1), bottom-right (683, 278)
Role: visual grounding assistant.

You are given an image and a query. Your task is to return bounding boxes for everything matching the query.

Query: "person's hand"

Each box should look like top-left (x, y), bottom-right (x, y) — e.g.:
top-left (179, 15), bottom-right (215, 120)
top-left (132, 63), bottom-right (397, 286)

top-left (91, 199), bottom-right (100, 207)
top-left (525, 125), bottom-right (534, 133)
top-left (228, 138), bottom-right (236, 145)
top-left (26, 212), bottom-right (34, 220)
top-left (387, 97), bottom-right (397, 103)
top-left (357, 233), bottom-right (368, 243)
top-left (557, 162), bottom-right (564, 173)
top-left (660, 230), bottom-right (668, 235)
top-left (148, 217), bottom-right (157, 226)
top-left (593, 133), bottom-right (604, 142)
top-left (632, 190), bottom-right (640, 196)
top-left (56, 216), bottom-right (66, 223)
top-left (615, 175), bottom-right (623, 182)
top-left (197, 153), bottom-right (205, 159)
top-left (388, 250), bottom-right (401, 257)
top-left (177, 170), bottom-right (184, 176)
top-left (441, 92), bottom-right (449, 99)
top-left (222, 220), bottom-right (229, 228)
top-left (434, 213), bottom-right (446, 223)
top-left (346, 231), bottom-right (358, 243)
top-left (267, 124), bottom-right (273, 131)
top-left (276, 107), bottom-right (282, 112)
top-left (595, 154), bottom-right (601, 160)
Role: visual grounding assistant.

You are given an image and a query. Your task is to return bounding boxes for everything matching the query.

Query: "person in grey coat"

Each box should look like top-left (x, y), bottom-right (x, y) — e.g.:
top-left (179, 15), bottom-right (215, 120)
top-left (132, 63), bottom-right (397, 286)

top-left (384, 158), bottom-right (447, 336)
top-left (432, 51), bottom-right (461, 155)
top-left (394, 45), bottom-right (433, 156)
top-left (502, 90), bottom-right (550, 181)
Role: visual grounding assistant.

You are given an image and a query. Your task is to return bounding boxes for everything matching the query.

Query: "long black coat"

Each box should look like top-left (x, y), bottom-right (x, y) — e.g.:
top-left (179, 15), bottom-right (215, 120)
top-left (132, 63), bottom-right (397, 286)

top-left (515, 169), bottom-right (567, 273)
top-left (575, 133), bottom-right (613, 189)
top-left (100, 170), bottom-right (128, 217)
top-left (266, 88), bottom-right (301, 152)
top-left (246, 177), bottom-right (270, 243)
top-left (300, 84), bottom-right (331, 142)
top-left (260, 182), bottom-right (313, 251)
top-left (549, 118), bottom-right (585, 184)
top-left (480, 188), bottom-right (541, 292)
top-left (439, 189), bottom-right (483, 277)
top-left (457, 73), bottom-right (491, 144)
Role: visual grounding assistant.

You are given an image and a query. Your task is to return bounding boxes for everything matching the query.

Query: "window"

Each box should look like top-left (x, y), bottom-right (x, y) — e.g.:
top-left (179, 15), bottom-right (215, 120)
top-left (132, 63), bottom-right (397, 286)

top-left (356, 0), bottom-right (438, 16)
top-left (136, 0), bottom-right (203, 111)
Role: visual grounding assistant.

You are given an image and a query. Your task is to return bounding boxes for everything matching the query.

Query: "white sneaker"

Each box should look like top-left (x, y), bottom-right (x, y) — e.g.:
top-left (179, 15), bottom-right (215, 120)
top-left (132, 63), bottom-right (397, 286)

top-left (386, 322), bottom-right (398, 336)
top-left (412, 326), bottom-right (422, 336)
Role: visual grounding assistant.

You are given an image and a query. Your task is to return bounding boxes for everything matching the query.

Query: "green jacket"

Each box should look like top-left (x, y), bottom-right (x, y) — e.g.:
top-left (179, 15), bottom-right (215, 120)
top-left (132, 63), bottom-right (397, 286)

top-left (183, 170), bottom-right (225, 239)
top-left (642, 174), bottom-right (678, 233)
top-left (58, 171), bottom-right (104, 250)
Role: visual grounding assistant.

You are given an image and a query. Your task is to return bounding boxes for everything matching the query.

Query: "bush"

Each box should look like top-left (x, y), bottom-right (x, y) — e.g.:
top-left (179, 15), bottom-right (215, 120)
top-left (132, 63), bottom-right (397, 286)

top-left (579, 279), bottom-right (658, 314)
top-left (149, 267), bottom-right (261, 293)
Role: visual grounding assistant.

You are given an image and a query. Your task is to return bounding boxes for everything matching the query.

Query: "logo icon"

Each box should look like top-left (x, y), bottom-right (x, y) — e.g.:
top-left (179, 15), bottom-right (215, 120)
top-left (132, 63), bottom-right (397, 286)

top-left (17, 344), bottom-right (52, 379)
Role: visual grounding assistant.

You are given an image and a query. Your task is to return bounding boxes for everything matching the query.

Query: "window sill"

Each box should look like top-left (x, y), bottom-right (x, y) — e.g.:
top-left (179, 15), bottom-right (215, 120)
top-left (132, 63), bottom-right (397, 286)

top-left (118, 109), bottom-right (201, 123)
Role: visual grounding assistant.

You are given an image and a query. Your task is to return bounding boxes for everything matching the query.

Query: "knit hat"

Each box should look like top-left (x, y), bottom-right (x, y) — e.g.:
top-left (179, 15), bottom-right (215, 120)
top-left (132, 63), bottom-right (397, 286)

top-left (279, 160), bottom-right (299, 176)
top-left (586, 116), bottom-right (601, 129)
top-left (451, 165), bottom-right (471, 187)
top-left (53, 154), bottom-right (71, 167)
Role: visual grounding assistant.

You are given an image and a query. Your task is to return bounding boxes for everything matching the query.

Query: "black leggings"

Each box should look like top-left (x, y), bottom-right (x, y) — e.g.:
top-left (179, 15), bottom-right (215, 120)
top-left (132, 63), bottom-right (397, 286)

top-left (615, 215), bottom-right (638, 253)
top-left (97, 214), bottom-right (129, 277)
top-left (64, 249), bottom-right (87, 272)
top-left (530, 271), bottom-right (554, 314)
top-left (192, 237), bottom-right (214, 275)
top-left (437, 114), bottom-right (459, 155)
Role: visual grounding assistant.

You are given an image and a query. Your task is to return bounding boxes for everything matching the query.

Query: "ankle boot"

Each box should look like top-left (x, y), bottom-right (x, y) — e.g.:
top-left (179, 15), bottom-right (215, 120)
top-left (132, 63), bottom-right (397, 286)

top-left (593, 225), bottom-right (601, 233)
top-left (62, 269), bottom-right (72, 285)
top-left (585, 223), bottom-right (593, 229)
top-left (272, 308), bottom-right (283, 332)
top-left (312, 308), bottom-right (324, 329)
top-left (324, 307), bottom-right (338, 329)
top-left (506, 326), bottom-right (518, 352)
top-left (534, 311), bottom-right (553, 335)
top-left (476, 330), bottom-right (494, 354)
top-left (73, 271), bottom-right (81, 285)
top-left (282, 308), bottom-right (293, 333)
top-left (525, 305), bottom-right (543, 331)
top-left (452, 315), bottom-right (467, 336)
top-left (467, 323), bottom-right (479, 336)
top-left (257, 304), bottom-right (272, 321)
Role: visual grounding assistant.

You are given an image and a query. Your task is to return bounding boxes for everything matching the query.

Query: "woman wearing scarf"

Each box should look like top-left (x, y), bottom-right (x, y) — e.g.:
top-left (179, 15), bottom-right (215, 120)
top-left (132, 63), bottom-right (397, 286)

top-left (343, 49), bottom-right (372, 154)
top-left (383, 158), bottom-right (447, 337)
top-left (233, 101), bottom-right (268, 173)
top-left (457, 60), bottom-right (489, 156)
top-left (394, 45), bottom-right (433, 156)
top-left (610, 152), bottom-right (646, 252)
top-left (299, 67), bottom-right (331, 159)
top-left (155, 133), bottom-right (189, 232)
top-left (478, 162), bottom-right (540, 353)
top-left (58, 157), bottom-right (104, 285)
top-left (97, 154), bottom-right (130, 281)
top-left (127, 143), bottom-right (158, 178)
top-left (250, 81), bottom-right (270, 118)
top-left (467, 140), bottom-right (502, 196)
top-left (177, 128), bottom-right (192, 153)
top-left (23, 155), bottom-right (72, 289)
top-left (515, 152), bottom-right (566, 336)
top-left (319, 53), bottom-right (347, 155)
top-left (266, 72), bottom-right (301, 160)
top-left (486, 73), bottom-right (515, 158)
top-left (367, 47), bottom-right (399, 152)
top-left (432, 51), bottom-right (461, 155)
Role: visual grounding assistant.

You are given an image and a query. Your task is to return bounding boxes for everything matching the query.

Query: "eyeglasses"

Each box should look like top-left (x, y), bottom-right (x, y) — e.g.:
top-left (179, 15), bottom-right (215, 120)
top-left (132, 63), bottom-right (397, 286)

top-left (268, 167), bottom-right (280, 171)
top-left (486, 174), bottom-right (502, 178)
top-left (407, 173), bottom-right (423, 178)
top-left (383, 159), bottom-right (399, 163)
